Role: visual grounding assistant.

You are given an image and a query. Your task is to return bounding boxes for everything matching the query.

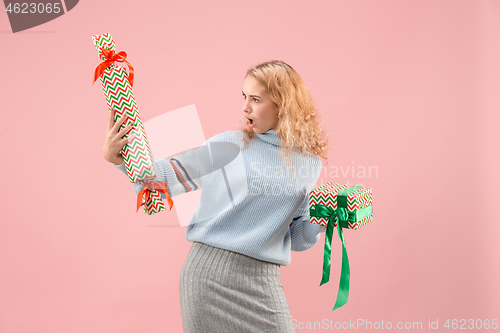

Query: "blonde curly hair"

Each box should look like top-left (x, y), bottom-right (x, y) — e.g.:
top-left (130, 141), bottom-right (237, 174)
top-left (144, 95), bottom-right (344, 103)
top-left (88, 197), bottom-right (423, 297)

top-left (236, 60), bottom-right (329, 172)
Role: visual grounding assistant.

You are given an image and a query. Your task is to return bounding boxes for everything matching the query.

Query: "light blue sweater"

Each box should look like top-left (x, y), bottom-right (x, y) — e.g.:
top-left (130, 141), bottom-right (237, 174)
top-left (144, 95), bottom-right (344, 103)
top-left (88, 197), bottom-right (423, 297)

top-left (114, 129), bottom-right (325, 266)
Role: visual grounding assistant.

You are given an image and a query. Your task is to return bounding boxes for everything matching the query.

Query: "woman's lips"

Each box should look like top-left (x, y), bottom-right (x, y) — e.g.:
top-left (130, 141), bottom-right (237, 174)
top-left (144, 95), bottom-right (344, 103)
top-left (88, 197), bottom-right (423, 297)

top-left (247, 117), bottom-right (255, 128)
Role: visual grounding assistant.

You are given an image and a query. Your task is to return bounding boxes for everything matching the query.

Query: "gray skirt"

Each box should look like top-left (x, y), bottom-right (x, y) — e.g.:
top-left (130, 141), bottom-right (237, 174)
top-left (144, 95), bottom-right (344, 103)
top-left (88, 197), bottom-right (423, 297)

top-left (179, 241), bottom-right (295, 333)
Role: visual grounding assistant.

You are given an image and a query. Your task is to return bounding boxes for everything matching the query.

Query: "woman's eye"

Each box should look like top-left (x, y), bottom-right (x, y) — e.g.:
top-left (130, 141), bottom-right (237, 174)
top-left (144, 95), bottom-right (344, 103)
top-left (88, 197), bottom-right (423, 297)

top-left (242, 94), bottom-right (258, 102)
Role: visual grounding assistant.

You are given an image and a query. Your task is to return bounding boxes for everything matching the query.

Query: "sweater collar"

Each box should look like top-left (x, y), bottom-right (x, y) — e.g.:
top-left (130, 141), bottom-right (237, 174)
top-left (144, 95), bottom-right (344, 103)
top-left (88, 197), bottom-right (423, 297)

top-left (255, 129), bottom-right (282, 147)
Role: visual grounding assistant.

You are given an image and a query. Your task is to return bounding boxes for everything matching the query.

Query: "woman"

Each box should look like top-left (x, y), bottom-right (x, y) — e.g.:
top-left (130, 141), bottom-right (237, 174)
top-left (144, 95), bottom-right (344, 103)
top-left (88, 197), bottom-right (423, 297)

top-left (103, 60), bottom-right (329, 333)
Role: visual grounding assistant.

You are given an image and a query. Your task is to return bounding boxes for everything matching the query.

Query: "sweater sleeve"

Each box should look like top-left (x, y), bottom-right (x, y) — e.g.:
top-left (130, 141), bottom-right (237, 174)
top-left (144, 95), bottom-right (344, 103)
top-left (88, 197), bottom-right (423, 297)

top-left (289, 192), bottom-right (327, 252)
top-left (112, 143), bottom-right (213, 199)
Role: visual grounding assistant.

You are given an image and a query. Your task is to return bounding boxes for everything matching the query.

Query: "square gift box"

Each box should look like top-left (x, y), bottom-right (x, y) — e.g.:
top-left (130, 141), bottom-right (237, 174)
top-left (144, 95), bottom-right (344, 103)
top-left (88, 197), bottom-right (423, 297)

top-left (308, 182), bottom-right (373, 311)
top-left (309, 183), bottom-right (373, 229)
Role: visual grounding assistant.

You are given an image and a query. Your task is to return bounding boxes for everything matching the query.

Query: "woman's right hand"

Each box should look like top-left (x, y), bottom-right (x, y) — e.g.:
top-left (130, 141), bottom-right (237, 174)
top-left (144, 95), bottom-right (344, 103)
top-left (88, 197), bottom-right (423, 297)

top-left (103, 108), bottom-right (134, 165)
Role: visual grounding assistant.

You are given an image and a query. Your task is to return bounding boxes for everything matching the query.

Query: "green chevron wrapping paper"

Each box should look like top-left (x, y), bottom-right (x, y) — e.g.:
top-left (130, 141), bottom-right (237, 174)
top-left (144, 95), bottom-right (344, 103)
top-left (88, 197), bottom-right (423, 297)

top-left (308, 182), bottom-right (373, 311)
top-left (92, 33), bottom-right (172, 215)
top-left (309, 183), bottom-right (373, 229)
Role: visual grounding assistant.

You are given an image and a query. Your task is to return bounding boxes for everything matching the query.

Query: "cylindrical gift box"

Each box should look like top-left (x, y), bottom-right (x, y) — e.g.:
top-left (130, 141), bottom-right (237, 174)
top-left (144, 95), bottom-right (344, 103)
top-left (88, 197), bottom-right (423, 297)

top-left (92, 33), bottom-right (172, 215)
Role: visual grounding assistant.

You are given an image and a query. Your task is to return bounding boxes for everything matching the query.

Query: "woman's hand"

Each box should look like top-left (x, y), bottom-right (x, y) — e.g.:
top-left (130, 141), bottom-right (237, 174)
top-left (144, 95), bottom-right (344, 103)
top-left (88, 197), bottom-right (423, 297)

top-left (103, 108), bottom-right (134, 165)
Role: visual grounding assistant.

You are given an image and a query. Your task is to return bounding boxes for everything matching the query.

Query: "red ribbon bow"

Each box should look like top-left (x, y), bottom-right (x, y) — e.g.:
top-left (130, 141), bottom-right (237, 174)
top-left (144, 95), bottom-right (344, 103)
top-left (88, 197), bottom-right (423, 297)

top-left (93, 47), bottom-right (135, 87)
top-left (136, 180), bottom-right (174, 213)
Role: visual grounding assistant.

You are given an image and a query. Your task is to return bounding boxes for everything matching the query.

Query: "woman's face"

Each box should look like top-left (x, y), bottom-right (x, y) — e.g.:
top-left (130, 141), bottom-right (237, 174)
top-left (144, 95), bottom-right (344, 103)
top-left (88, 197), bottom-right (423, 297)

top-left (242, 75), bottom-right (280, 134)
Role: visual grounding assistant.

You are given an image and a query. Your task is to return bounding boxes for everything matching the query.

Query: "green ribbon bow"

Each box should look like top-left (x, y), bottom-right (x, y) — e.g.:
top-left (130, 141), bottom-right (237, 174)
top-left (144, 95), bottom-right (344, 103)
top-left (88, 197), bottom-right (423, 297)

top-left (310, 204), bottom-right (351, 311)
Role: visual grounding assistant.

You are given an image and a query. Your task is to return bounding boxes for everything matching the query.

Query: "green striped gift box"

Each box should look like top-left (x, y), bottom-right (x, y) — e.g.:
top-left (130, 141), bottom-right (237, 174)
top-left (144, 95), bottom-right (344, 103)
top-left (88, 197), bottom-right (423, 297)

top-left (308, 182), bottom-right (373, 311)
top-left (309, 183), bottom-right (373, 229)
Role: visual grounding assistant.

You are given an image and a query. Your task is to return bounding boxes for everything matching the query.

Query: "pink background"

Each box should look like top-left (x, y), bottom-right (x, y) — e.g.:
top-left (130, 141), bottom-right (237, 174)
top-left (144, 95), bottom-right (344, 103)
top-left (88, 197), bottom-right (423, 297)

top-left (1, 0), bottom-right (499, 332)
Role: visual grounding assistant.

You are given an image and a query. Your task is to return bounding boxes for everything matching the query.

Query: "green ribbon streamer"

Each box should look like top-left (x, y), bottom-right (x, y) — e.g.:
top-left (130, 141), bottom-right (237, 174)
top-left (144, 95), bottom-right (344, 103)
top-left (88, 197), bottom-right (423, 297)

top-left (310, 204), bottom-right (350, 311)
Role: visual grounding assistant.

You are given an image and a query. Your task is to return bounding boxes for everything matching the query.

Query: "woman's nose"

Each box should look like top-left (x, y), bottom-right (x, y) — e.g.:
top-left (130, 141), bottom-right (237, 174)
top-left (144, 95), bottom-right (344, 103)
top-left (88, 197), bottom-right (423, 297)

top-left (242, 101), bottom-right (250, 113)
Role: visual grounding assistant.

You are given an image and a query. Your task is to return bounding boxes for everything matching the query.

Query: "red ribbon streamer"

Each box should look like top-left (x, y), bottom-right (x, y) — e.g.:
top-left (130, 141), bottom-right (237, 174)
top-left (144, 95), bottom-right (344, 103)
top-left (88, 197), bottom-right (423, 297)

top-left (136, 181), bottom-right (174, 213)
top-left (93, 47), bottom-right (135, 87)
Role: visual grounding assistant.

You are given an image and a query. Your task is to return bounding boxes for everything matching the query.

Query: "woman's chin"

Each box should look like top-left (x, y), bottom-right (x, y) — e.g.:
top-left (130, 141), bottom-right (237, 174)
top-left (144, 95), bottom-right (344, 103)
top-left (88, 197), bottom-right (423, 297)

top-left (247, 122), bottom-right (259, 132)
